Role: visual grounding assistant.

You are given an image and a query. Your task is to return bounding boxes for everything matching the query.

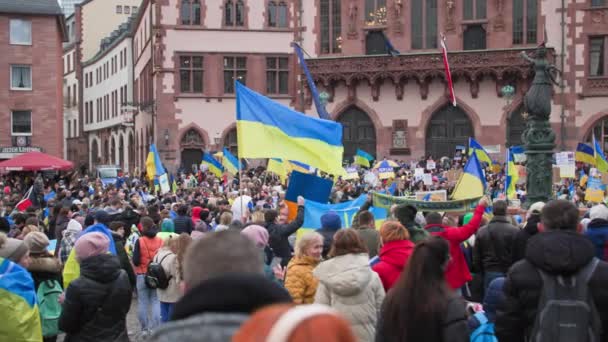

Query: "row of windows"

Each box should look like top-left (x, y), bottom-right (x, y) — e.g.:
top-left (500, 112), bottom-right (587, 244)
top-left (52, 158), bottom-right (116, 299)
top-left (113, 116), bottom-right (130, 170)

top-left (179, 0), bottom-right (288, 28)
top-left (178, 56), bottom-right (289, 95)
top-left (67, 119), bottom-right (78, 139)
top-left (84, 85), bottom-right (128, 125)
top-left (85, 48), bottom-right (128, 88)
top-left (116, 5), bottom-right (138, 15)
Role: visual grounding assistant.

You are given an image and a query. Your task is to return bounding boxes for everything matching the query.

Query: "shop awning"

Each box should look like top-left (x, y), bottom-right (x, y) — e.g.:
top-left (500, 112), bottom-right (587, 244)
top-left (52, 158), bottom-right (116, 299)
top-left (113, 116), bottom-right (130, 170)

top-left (0, 151), bottom-right (74, 172)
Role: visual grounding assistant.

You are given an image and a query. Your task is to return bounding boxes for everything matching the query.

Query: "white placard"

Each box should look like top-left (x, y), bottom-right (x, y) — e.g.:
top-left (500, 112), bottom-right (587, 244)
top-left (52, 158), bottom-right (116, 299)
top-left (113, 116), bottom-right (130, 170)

top-left (159, 173), bottom-right (170, 194)
top-left (426, 161), bottom-right (436, 170)
top-left (422, 173), bottom-right (433, 185)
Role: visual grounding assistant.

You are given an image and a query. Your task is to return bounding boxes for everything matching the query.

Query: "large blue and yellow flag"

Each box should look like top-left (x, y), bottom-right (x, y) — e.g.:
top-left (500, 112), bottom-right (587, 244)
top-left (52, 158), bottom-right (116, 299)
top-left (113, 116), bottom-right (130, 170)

top-left (451, 152), bottom-right (486, 200)
top-left (145, 144), bottom-right (166, 181)
top-left (267, 158), bottom-right (288, 183)
top-left (505, 148), bottom-right (519, 199)
top-left (202, 152), bottom-right (224, 178)
top-left (593, 136), bottom-right (608, 173)
top-left (222, 147), bottom-right (240, 176)
top-left (576, 143), bottom-right (596, 166)
top-left (0, 258), bottom-right (42, 342)
top-left (354, 148), bottom-right (374, 168)
top-left (236, 82), bottom-right (344, 176)
top-left (468, 137), bottom-right (492, 165)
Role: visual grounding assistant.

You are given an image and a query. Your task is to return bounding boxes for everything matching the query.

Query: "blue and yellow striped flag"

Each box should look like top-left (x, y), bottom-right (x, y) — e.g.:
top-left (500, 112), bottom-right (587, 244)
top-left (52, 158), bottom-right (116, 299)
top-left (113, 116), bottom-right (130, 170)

top-left (202, 152), bottom-right (224, 178)
top-left (576, 143), bottom-right (596, 166)
top-left (145, 144), bottom-right (166, 181)
top-left (468, 137), bottom-right (492, 165)
top-left (354, 148), bottom-right (374, 168)
top-left (268, 158), bottom-right (288, 183)
top-left (287, 160), bottom-right (313, 174)
top-left (505, 148), bottom-right (519, 199)
top-left (593, 136), bottom-right (608, 173)
top-left (236, 82), bottom-right (344, 176)
top-left (222, 147), bottom-right (240, 175)
top-left (451, 152), bottom-right (486, 200)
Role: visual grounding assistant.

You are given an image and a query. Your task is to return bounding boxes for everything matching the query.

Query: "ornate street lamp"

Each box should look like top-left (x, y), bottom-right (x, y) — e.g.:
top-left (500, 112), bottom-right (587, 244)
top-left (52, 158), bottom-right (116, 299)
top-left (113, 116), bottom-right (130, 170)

top-left (501, 85), bottom-right (515, 106)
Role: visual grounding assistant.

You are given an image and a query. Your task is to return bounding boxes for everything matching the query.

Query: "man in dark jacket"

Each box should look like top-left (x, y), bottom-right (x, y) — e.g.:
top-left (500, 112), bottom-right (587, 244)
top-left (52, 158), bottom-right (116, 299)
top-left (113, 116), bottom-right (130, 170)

top-left (264, 196), bottom-right (305, 267)
top-left (108, 221), bottom-right (136, 289)
top-left (394, 204), bottom-right (429, 243)
top-left (496, 200), bottom-right (608, 342)
top-left (59, 232), bottom-right (132, 341)
top-left (148, 231), bottom-right (291, 342)
top-left (354, 210), bottom-right (380, 258)
top-left (472, 200), bottom-right (519, 292)
top-left (585, 204), bottom-right (608, 261)
top-left (173, 205), bottom-right (194, 235)
top-left (511, 201), bottom-right (544, 265)
top-left (317, 211), bottom-right (341, 259)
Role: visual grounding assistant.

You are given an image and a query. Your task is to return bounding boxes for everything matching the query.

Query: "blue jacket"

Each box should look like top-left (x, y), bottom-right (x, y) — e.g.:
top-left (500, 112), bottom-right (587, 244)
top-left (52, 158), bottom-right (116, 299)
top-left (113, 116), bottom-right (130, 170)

top-left (585, 219), bottom-right (608, 261)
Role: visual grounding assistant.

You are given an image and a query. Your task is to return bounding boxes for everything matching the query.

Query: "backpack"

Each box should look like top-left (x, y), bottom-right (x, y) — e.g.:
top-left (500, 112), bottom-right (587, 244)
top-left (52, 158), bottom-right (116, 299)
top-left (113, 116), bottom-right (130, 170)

top-left (145, 253), bottom-right (172, 290)
top-left (37, 280), bottom-right (63, 337)
top-left (470, 312), bottom-right (497, 342)
top-left (530, 257), bottom-right (601, 342)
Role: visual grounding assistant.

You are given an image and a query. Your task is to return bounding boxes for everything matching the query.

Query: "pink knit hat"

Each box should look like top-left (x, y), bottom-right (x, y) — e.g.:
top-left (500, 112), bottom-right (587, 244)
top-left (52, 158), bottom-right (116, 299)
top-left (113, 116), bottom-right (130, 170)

top-left (74, 232), bottom-right (109, 261)
top-left (241, 225), bottom-right (269, 248)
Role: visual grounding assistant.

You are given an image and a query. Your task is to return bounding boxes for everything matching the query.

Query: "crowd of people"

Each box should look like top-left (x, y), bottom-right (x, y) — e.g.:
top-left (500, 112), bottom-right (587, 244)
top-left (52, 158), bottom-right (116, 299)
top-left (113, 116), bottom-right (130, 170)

top-left (1, 155), bottom-right (608, 342)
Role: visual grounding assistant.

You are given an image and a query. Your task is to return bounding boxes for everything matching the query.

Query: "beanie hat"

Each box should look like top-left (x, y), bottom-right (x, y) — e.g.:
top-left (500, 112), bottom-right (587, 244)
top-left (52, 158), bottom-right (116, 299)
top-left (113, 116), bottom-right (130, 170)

top-left (66, 219), bottom-right (83, 233)
top-left (241, 225), bottom-right (269, 248)
top-left (590, 204), bottom-right (608, 221)
top-left (0, 234), bottom-right (29, 263)
top-left (94, 210), bottom-right (111, 225)
top-left (320, 212), bottom-right (341, 230)
top-left (24, 231), bottom-right (49, 255)
top-left (74, 232), bottom-right (109, 261)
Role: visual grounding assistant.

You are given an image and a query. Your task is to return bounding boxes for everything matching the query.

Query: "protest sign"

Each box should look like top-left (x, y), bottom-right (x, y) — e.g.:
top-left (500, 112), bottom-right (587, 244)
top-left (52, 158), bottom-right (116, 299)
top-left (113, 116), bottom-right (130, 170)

top-left (559, 164), bottom-right (575, 178)
top-left (585, 177), bottom-right (605, 203)
top-left (426, 161), bottom-right (436, 170)
top-left (422, 173), bottom-right (433, 185)
top-left (415, 190), bottom-right (447, 202)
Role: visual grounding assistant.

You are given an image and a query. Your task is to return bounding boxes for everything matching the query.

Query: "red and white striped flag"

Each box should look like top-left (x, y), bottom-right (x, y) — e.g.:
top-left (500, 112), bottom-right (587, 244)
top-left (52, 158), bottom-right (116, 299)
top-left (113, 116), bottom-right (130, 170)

top-left (16, 186), bottom-right (34, 211)
top-left (440, 36), bottom-right (457, 107)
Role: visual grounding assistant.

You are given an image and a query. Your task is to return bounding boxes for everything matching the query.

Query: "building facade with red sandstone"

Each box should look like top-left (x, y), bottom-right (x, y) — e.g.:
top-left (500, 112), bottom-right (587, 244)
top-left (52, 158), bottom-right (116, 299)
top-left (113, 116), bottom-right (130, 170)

top-left (0, 0), bottom-right (67, 160)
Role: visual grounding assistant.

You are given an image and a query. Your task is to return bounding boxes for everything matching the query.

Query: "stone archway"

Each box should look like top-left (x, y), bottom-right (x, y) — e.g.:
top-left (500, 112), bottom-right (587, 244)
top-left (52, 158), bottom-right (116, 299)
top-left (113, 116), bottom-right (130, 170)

top-left (425, 105), bottom-right (474, 159)
top-left (336, 106), bottom-right (377, 162)
top-left (180, 128), bottom-right (205, 173)
top-left (586, 115), bottom-right (608, 150)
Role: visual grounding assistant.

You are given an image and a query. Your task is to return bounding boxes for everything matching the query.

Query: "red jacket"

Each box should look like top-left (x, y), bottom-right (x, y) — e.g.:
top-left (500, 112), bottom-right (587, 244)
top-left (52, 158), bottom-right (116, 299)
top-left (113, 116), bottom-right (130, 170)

top-left (424, 204), bottom-right (485, 290)
top-left (372, 239), bottom-right (415, 291)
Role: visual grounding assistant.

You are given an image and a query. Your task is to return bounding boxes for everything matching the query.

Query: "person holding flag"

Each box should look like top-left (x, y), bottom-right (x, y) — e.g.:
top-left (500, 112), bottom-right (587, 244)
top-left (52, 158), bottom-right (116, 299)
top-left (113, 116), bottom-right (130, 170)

top-left (354, 149), bottom-right (374, 168)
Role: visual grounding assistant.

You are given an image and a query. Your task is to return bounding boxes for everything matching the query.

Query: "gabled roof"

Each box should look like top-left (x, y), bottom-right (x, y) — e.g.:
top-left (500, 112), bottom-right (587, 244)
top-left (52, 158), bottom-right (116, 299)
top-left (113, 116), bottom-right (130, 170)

top-left (0, 0), bottom-right (63, 16)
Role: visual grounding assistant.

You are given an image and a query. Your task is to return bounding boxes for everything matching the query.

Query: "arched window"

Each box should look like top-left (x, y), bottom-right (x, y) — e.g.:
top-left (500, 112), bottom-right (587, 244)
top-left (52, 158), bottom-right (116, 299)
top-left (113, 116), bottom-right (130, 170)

top-left (320, 0), bottom-right (341, 54)
top-left (507, 105), bottom-right (526, 147)
top-left (588, 116), bottom-right (608, 151)
top-left (411, 0), bottom-right (437, 49)
top-left (337, 107), bottom-right (376, 161)
top-left (513, 0), bottom-right (537, 45)
top-left (225, 0), bottom-right (244, 27)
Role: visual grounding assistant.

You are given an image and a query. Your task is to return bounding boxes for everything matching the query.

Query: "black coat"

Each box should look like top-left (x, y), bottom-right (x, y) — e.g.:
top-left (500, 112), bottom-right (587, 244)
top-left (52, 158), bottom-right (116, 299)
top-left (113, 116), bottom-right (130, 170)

top-left (59, 254), bottom-right (132, 342)
top-left (472, 216), bottom-right (519, 274)
top-left (317, 227), bottom-right (339, 259)
top-left (265, 206), bottom-right (304, 267)
top-left (510, 214), bottom-right (541, 265)
top-left (173, 215), bottom-right (194, 235)
top-left (111, 231), bottom-right (136, 289)
top-left (495, 231), bottom-right (608, 342)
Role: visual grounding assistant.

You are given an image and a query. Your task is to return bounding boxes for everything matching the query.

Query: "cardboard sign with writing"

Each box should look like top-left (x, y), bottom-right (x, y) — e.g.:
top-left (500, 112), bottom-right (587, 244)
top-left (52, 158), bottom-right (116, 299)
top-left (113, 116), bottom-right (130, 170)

top-left (426, 161), bottom-right (436, 170)
top-left (415, 190), bottom-right (447, 202)
top-left (560, 164), bottom-right (575, 178)
top-left (552, 166), bottom-right (561, 184)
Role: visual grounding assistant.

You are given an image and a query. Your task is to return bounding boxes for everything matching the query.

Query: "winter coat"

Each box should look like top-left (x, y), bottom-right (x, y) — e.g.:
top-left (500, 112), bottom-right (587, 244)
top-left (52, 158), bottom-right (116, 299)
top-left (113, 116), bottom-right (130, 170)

top-left (132, 229), bottom-right (163, 275)
top-left (372, 239), bottom-right (415, 291)
top-left (111, 231), bottom-right (136, 289)
top-left (27, 253), bottom-right (62, 291)
top-left (355, 227), bottom-right (381, 258)
top-left (495, 231), bottom-right (608, 342)
top-left (155, 247), bottom-right (181, 303)
top-left (147, 273), bottom-right (291, 342)
top-left (511, 214), bottom-right (541, 264)
top-left (467, 277), bottom-right (505, 332)
top-left (284, 255), bottom-right (320, 304)
top-left (173, 215), bottom-right (194, 235)
top-left (265, 205), bottom-right (304, 267)
top-left (59, 254), bottom-right (132, 342)
top-left (585, 218), bottom-right (608, 261)
top-left (472, 215), bottom-right (519, 274)
top-left (425, 204), bottom-right (485, 289)
top-left (376, 296), bottom-right (469, 342)
top-left (314, 253), bottom-right (385, 342)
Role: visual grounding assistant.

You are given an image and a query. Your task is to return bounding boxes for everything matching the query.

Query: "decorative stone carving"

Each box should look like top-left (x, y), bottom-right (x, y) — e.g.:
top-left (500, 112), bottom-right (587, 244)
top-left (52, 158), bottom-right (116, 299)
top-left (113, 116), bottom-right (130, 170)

top-left (393, 0), bottom-right (404, 34)
top-left (180, 129), bottom-right (204, 148)
top-left (445, 0), bottom-right (455, 32)
top-left (494, 0), bottom-right (505, 31)
top-left (395, 82), bottom-right (404, 100)
top-left (419, 79), bottom-right (429, 100)
top-left (371, 82), bottom-right (380, 101)
top-left (469, 78), bottom-right (479, 98)
top-left (348, 1), bottom-right (358, 39)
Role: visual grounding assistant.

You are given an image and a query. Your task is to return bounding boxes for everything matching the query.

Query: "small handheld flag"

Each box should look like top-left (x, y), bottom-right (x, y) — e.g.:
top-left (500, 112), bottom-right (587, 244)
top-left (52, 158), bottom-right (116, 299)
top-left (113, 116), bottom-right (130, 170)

top-left (221, 147), bottom-right (241, 176)
top-left (468, 138), bottom-right (492, 165)
top-left (354, 148), bottom-right (374, 168)
top-left (593, 136), bottom-right (608, 173)
top-left (202, 152), bottom-right (224, 178)
top-left (451, 152), bottom-right (486, 200)
top-left (575, 143), bottom-right (596, 166)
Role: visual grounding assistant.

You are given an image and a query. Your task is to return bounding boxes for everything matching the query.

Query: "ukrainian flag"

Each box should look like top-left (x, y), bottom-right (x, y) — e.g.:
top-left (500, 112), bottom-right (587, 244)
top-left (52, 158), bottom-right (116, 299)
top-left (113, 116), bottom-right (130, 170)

top-left (145, 144), bottom-right (166, 181)
top-left (593, 137), bottom-right (608, 173)
top-left (287, 160), bottom-right (313, 174)
top-left (222, 147), bottom-right (240, 175)
top-left (0, 258), bottom-right (42, 342)
top-left (202, 152), bottom-right (224, 178)
top-left (236, 82), bottom-right (344, 176)
top-left (354, 148), bottom-right (374, 168)
top-left (468, 137), bottom-right (492, 165)
top-left (451, 152), bottom-right (486, 200)
top-left (576, 143), bottom-right (596, 165)
top-left (505, 148), bottom-right (519, 199)
top-left (268, 158), bottom-right (288, 183)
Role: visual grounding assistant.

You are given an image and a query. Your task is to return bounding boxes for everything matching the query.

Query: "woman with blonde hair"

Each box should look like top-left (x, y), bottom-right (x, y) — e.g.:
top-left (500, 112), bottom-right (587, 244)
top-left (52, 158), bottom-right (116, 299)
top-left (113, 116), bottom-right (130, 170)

top-left (233, 303), bottom-right (356, 342)
top-left (372, 221), bottom-right (415, 291)
top-left (215, 211), bottom-right (233, 232)
top-left (156, 233), bottom-right (192, 322)
top-left (284, 231), bottom-right (323, 304)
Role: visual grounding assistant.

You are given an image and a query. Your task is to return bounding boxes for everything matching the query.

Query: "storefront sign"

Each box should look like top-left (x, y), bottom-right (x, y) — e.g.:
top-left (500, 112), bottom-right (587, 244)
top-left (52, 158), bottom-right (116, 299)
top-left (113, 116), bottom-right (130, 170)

top-left (0, 146), bottom-right (41, 154)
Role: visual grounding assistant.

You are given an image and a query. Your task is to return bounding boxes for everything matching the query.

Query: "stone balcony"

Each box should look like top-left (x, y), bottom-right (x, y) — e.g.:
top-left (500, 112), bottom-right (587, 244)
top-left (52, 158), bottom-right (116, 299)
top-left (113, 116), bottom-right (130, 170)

top-left (305, 47), bottom-right (553, 101)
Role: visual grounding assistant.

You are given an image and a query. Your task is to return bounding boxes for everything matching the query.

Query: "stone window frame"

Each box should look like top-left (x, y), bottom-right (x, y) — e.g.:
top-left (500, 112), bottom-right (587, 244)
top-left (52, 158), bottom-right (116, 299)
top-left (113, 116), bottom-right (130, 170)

top-left (265, 55), bottom-right (290, 95)
top-left (223, 55), bottom-right (247, 94)
top-left (318, 0), bottom-right (342, 55)
top-left (512, 0), bottom-right (538, 46)
top-left (410, 0), bottom-right (438, 50)
top-left (11, 110), bottom-right (32, 136)
top-left (177, 54), bottom-right (205, 94)
top-left (266, 0), bottom-right (290, 29)
top-left (222, 0), bottom-right (249, 29)
top-left (179, 0), bottom-right (204, 26)
top-left (462, 0), bottom-right (487, 21)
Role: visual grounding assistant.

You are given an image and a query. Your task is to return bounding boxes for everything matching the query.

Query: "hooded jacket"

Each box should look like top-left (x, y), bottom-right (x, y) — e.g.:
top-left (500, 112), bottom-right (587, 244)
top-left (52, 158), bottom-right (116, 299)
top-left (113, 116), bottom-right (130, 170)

top-left (314, 253), bottom-right (385, 342)
top-left (59, 254), bottom-right (132, 342)
top-left (585, 218), bottom-right (608, 261)
top-left (372, 239), bottom-right (415, 290)
top-left (147, 273), bottom-right (291, 342)
top-left (511, 214), bottom-right (541, 265)
top-left (27, 253), bottom-right (62, 291)
top-left (284, 255), bottom-right (320, 304)
top-left (495, 231), bottom-right (608, 342)
top-left (191, 207), bottom-right (203, 226)
top-left (425, 204), bottom-right (485, 289)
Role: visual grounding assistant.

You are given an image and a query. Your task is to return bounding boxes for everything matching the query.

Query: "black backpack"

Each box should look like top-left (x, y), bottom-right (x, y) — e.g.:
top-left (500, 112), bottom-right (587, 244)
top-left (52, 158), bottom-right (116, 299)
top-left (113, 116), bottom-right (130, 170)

top-left (530, 257), bottom-right (601, 342)
top-left (144, 253), bottom-right (172, 290)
